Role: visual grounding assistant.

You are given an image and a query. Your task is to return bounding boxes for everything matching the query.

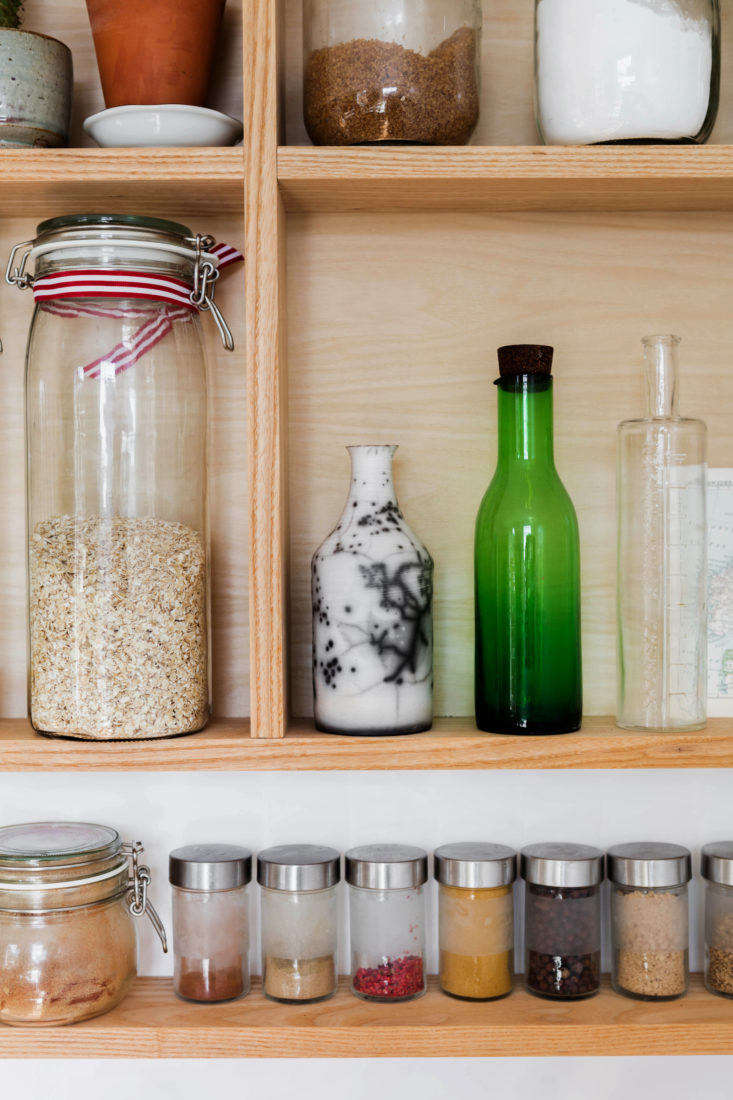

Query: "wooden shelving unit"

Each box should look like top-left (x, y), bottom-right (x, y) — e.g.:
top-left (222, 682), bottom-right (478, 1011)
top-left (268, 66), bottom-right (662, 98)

top-left (278, 145), bottom-right (733, 212)
top-left (1, 717), bottom-right (731, 770)
top-left (0, 976), bottom-right (729, 1058)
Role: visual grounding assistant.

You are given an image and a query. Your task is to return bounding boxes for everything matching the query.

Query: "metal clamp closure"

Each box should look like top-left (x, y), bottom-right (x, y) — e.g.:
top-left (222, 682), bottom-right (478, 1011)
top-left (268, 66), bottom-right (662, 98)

top-left (5, 240), bottom-right (34, 291)
top-left (190, 233), bottom-right (234, 351)
top-left (123, 841), bottom-right (168, 953)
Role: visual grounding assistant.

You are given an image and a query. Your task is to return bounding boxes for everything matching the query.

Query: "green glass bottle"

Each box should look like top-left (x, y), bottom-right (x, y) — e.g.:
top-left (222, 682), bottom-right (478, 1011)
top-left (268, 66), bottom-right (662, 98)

top-left (474, 345), bottom-right (582, 734)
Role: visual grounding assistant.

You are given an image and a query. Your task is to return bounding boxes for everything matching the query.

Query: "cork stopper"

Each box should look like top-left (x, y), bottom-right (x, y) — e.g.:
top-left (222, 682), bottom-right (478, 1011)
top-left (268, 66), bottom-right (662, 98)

top-left (497, 345), bottom-right (553, 378)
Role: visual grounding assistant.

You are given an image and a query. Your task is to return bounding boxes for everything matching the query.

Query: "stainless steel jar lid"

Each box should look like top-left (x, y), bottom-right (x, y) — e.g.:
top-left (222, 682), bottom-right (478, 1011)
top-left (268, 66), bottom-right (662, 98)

top-left (607, 842), bottom-right (692, 888)
top-left (169, 845), bottom-right (252, 891)
top-left (701, 842), bottom-right (733, 886)
top-left (434, 843), bottom-right (516, 889)
top-left (521, 843), bottom-right (604, 888)
top-left (345, 844), bottom-right (428, 890)
top-left (257, 845), bottom-right (341, 892)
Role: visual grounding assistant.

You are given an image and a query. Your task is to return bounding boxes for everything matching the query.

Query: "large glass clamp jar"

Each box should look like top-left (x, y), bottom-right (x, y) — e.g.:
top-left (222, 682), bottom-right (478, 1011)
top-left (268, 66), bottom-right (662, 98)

top-left (6, 215), bottom-right (239, 741)
top-left (0, 821), bottom-right (167, 1026)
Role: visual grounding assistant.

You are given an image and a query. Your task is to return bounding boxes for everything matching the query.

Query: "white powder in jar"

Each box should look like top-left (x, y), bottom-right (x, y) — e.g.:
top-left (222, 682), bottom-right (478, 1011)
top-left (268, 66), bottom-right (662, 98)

top-left (536, 0), bottom-right (714, 144)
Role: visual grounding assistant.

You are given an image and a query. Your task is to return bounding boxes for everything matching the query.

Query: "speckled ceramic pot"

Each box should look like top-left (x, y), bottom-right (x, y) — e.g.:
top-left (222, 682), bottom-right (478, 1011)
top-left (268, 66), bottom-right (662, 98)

top-left (0, 30), bottom-right (72, 147)
top-left (312, 445), bottom-right (434, 736)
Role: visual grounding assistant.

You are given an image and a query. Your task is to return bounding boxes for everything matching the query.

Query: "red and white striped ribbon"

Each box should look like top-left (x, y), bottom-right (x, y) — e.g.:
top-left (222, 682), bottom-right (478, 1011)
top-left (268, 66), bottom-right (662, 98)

top-left (32, 242), bottom-right (243, 378)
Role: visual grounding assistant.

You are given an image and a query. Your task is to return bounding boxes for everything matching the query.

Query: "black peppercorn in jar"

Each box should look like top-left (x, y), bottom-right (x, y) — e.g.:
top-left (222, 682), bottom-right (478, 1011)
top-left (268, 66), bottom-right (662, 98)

top-left (521, 843), bottom-right (603, 1001)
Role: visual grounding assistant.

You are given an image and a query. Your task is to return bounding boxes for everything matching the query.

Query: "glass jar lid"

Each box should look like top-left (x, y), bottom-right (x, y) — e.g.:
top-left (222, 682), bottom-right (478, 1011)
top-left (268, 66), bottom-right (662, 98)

top-left (701, 842), bottom-right (733, 886)
top-left (36, 213), bottom-right (193, 238)
top-left (257, 844), bottom-right (341, 892)
top-left (607, 842), bottom-right (692, 888)
top-left (521, 843), bottom-right (604, 888)
top-left (0, 822), bottom-right (122, 868)
top-left (170, 845), bottom-right (253, 891)
top-left (345, 844), bottom-right (428, 890)
top-left (434, 843), bottom-right (516, 888)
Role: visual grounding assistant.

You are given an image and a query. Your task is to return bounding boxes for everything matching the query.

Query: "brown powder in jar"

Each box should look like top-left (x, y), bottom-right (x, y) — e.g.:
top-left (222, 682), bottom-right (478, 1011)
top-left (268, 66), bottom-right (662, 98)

top-left (304, 28), bottom-right (479, 146)
top-left (0, 901), bottom-right (137, 1026)
top-left (616, 950), bottom-right (687, 999)
top-left (707, 912), bottom-right (733, 996)
top-left (177, 957), bottom-right (246, 1002)
top-left (263, 954), bottom-right (336, 1002)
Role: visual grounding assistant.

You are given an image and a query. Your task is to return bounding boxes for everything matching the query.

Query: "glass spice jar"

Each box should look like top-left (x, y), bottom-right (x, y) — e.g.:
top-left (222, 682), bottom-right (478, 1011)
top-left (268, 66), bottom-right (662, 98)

top-left (258, 845), bottom-right (340, 1004)
top-left (170, 845), bottom-right (252, 1003)
top-left (701, 843), bottom-right (733, 998)
top-left (346, 844), bottom-right (428, 1002)
top-left (303, 0), bottom-right (482, 145)
top-left (608, 842), bottom-right (691, 1002)
top-left (7, 214), bottom-right (237, 742)
top-left (521, 843), bottom-right (603, 1001)
top-left (0, 821), bottom-right (167, 1026)
top-left (435, 843), bottom-right (516, 1001)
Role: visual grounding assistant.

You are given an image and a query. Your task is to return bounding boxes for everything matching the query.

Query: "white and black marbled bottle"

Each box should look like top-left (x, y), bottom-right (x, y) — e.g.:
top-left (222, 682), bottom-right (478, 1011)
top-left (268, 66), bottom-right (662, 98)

top-left (312, 445), bottom-right (433, 735)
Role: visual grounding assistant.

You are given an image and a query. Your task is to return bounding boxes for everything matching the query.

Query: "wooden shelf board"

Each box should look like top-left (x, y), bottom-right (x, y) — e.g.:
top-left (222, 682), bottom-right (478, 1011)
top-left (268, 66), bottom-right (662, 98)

top-left (0, 975), bottom-right (728, 1058)
top-left (0, 716), bottom-right (731, 770)
top-left (0, 148), bottom-right (244, 216)
top-left (278, 145), bottom-right (733, 213)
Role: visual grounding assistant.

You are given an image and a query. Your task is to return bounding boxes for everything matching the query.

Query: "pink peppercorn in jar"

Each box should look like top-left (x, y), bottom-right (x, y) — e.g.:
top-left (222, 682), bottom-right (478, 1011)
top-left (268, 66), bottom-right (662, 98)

top-left (346, 844), bottom-right (428, 1003)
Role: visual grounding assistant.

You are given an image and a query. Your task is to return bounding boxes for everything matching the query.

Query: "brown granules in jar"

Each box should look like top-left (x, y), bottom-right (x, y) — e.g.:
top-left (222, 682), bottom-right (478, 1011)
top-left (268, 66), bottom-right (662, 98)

top-left (177, 958), bottom-right (246, 1003)
top-left (263, 954), bottom-right (336, 1002)
top-left (0, 900), bottom-right (137, 1026)
top-left (613, 888), bottom-right (688, 999)
top-left (304, 28), bottom-right (479, 146)
top-left (707, 912), bottom-right (733, 996)
top-left (439, 883), bottom-right (513, 1000)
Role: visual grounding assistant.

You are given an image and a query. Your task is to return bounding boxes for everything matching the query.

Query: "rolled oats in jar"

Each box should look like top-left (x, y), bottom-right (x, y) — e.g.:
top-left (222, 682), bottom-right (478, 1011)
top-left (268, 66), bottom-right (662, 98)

top-left (608, 842), bottom-right (691, 1001)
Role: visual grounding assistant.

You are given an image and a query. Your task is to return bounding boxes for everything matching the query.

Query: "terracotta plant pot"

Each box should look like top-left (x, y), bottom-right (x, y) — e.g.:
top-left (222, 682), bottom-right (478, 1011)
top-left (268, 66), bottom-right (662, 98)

top-left (0, 30), bottom-right (72, 147)
top-left (85, 0), bottom-right (226, 108)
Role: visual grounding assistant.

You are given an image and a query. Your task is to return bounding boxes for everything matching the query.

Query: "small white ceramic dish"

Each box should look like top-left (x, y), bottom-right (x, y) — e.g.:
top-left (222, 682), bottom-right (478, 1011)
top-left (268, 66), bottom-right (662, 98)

top-left (83, 104), bottom-right (243, 148)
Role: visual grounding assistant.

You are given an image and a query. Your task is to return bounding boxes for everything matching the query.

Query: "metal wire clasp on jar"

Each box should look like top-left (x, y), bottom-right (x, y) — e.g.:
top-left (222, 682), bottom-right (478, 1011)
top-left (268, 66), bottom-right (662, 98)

top-left (0, 821), bottom-right (167, 1026)
top-left (6, 214), bottom-right (243, 742)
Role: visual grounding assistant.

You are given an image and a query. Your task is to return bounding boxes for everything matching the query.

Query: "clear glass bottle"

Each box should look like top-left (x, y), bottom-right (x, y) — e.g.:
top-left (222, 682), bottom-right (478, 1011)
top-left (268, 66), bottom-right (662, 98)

top-left (608, 842), bottom-right (691, 1001)
top-left (258, 845), bottom-right (340, 1004)
top-left (475, 346), bottom-right (582, 735)
top-left (435, 843), bottom-right (516, 1001)
top-left (170, 845), bottom-right (252, 1003)
top-left (312, 445), bottom-right (433, 735)
top-left (534, 0), bottom-right (720, 145)
top-left (346, 844), bottom-right (428, 1002)
top-left (0, 821), bottom-right (166, 1026)
top-left (617, 336), bottom-right (707, 732)
top-left (7, 214), bottom-right (238, 741)
top-left (521, 843), bottom-right (603, 1000)
top-left (303, 0), bottom-right (482, 145)
top-left (702, 842), bottom-right (733, 998)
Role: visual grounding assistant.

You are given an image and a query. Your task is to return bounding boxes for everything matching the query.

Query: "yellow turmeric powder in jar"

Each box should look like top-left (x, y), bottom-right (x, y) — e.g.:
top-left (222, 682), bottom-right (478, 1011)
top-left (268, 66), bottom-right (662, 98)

top-left (435, 844), bottom-right (516, 1002)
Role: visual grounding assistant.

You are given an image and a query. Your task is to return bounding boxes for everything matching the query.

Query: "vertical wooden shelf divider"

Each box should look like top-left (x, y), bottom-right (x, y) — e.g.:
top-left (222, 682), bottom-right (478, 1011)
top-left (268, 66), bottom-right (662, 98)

top-left (244, 0), bottom-right (288, 738)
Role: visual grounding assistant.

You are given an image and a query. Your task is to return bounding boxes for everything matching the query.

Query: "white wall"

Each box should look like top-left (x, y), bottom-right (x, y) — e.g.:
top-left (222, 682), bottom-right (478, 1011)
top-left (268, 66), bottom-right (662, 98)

top-left (1, 767), bottom-right (731, 1097)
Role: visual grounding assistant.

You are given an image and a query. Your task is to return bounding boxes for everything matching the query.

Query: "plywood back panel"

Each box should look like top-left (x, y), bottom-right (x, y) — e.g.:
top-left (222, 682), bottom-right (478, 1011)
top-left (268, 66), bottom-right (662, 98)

top-left (287, 210), bottom-right (733, 719)
top-left (284, 0), bottom-right (733, 146)
top-left (20, 0), bottom-right (243, 147)
top-left (0, 213), bottom-right (248, 718)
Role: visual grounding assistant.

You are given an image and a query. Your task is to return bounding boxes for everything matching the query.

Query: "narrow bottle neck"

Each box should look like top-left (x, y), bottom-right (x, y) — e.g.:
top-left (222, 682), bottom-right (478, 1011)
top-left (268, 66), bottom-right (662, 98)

top-left (496, 377), bottom-right (555, 465)
top-left (643, 336), bottom-right (680, 419)
top-left (346, 445), bottom-right (397, 507)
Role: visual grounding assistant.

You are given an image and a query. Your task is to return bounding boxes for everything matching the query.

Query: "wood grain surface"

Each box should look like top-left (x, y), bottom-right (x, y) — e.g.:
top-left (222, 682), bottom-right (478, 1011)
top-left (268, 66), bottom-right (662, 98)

top-left (0, 976), bottom-right (729, 1058)
top-left (278, 146), bottom-right (733, 213)
top-left (0, 718), bottom-right (730, 771)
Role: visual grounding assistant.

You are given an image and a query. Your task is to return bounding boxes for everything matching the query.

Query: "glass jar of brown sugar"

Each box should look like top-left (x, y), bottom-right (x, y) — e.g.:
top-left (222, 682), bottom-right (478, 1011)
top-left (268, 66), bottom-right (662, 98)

top-left (170, 845), bottom-right (252, 1003)
top-left (302, 0), bottom-right (482, 145)
top-left (521, 842), bottom-right (603, 1001)
top-left (0, 821), bottom-right (167, 1026)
